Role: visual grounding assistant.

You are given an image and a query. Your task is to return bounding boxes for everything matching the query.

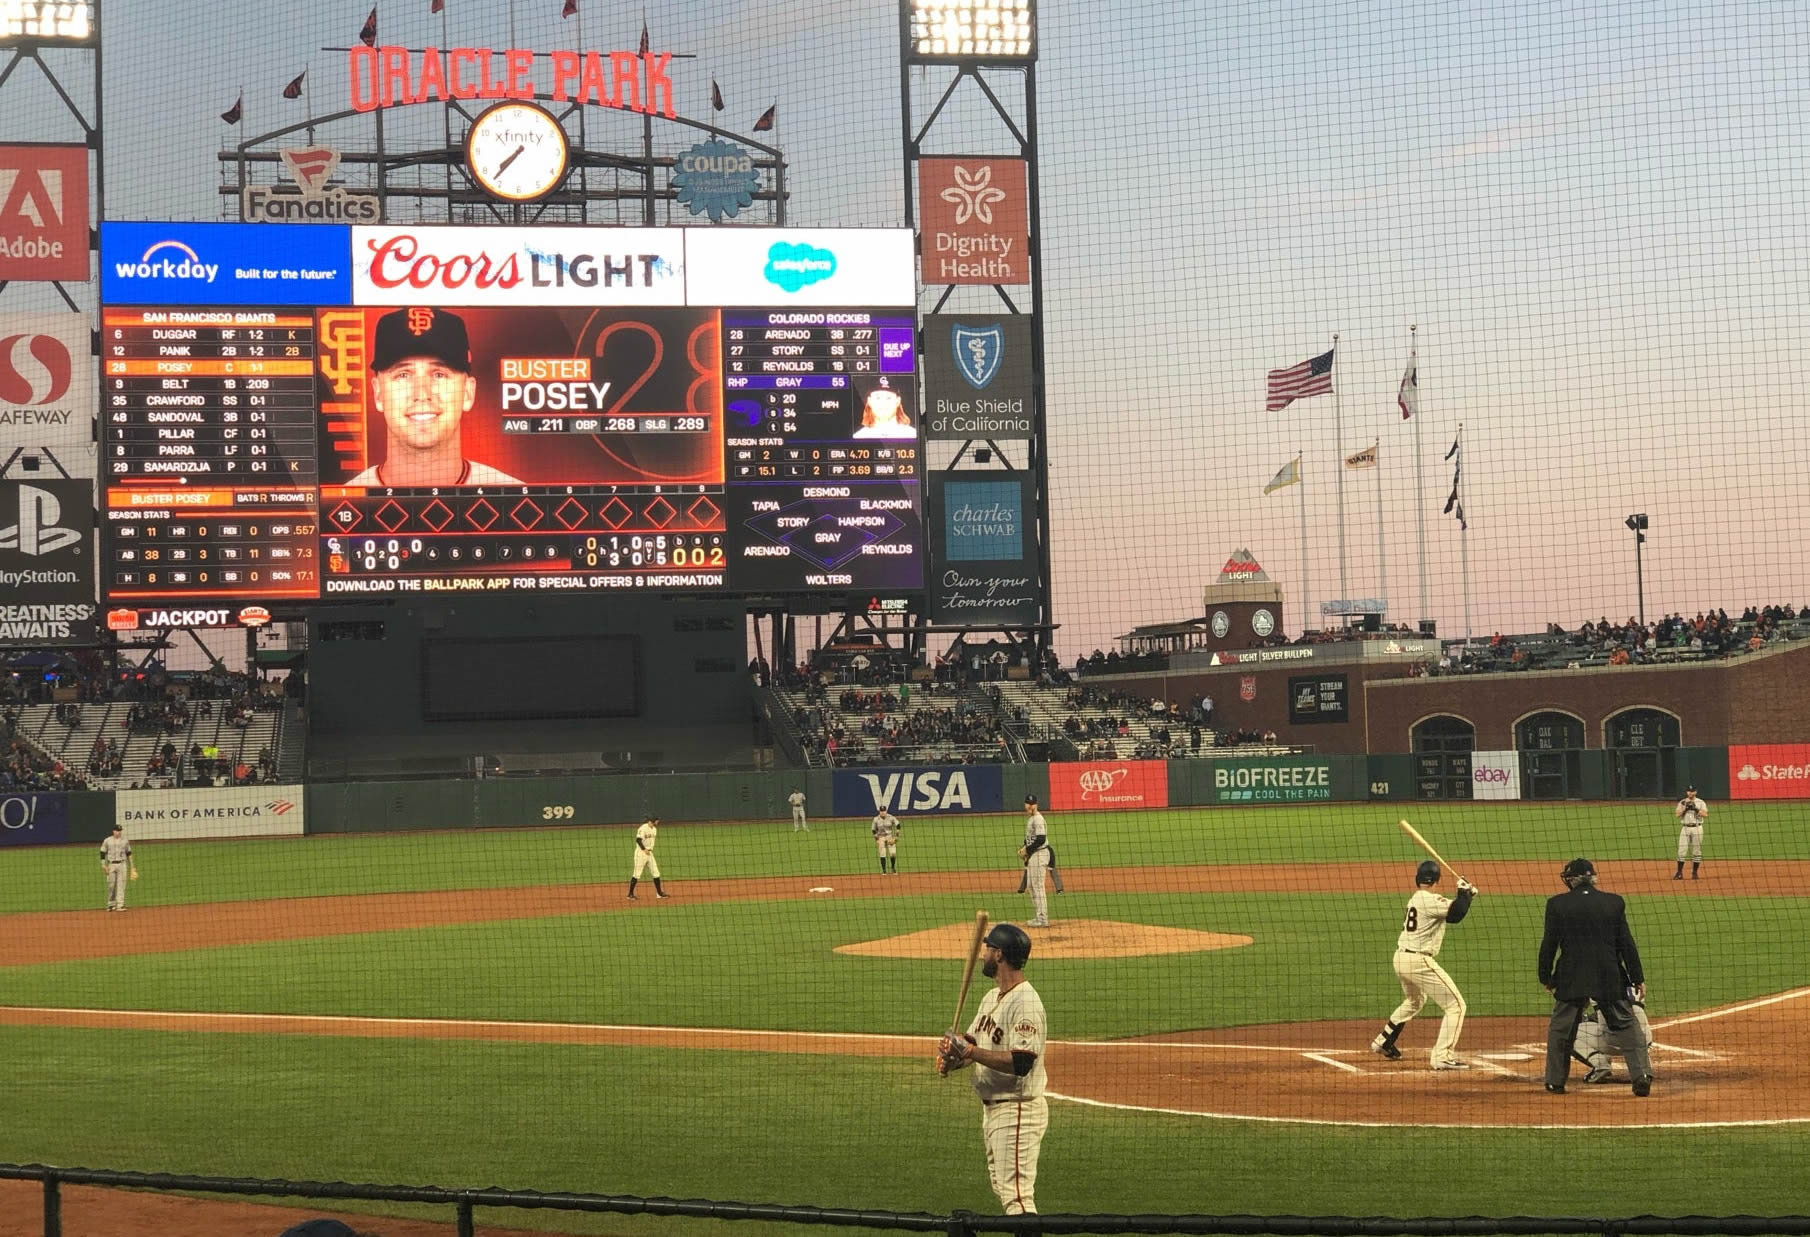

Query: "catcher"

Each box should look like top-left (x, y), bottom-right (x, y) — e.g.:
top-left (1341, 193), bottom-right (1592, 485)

top-left (1571, 987), bottom-right (1655, 1083)
top-left (935, 922), bottom-right (1049, 1215)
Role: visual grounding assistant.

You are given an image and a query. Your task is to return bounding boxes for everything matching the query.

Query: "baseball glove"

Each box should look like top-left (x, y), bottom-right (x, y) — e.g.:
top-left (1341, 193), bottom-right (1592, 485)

top-left (129, 867), bottom-right (139, 882)
top-left (935, 1032), bottom-right (974, 1076)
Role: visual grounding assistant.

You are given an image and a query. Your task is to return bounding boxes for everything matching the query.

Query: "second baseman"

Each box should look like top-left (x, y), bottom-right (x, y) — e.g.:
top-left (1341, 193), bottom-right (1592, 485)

top-left (626, 816), bottom-right (669, 900)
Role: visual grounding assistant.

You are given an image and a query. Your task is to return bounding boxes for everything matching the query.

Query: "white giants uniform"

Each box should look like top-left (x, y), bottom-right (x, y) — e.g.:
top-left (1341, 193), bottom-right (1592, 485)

top-left (1388, 887), bottom-right (1469, 1066)
top-left (967, 980), bottom-right (1049, 1214)
top-left (1023, 810), bottom-right (1050, 925)
top-left (872, 810), bottom-right (899, 857)
top-left (632, 820), bottom-right (660, 879)
top-left (1675, 794), bottom-right (1707, 862)
top-left (789, 790), bottom-right (808, 830)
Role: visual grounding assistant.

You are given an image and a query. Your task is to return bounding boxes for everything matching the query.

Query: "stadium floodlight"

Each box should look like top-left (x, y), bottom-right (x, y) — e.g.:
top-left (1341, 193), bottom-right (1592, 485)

top-left (1625, 514), bottom-right (1648, 627)
top-left (905, 0), bottom-right (1036, 63)
top-left (0, 1), bottom-right (95, 44)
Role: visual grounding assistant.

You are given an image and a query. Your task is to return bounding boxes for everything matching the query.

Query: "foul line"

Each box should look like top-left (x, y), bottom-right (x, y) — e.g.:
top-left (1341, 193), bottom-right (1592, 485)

top-left (1049, 1092), bottom-right (1810, 1131)
top-left (1653, 987), bottom-right (1810, 1030)
top-left (1303, 1053), bottom-right (1361, 1074)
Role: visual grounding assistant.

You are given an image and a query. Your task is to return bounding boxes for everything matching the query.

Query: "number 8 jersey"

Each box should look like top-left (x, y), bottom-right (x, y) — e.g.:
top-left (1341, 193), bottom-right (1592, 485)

top-left (1397, 888), bottom-right (1459, 955)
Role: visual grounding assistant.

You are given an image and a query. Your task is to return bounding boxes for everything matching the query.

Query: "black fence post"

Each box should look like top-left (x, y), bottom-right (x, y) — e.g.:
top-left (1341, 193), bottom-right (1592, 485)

top-left (457, 1196), bottom-right (474, 1237)
top-left (42, 1172), bottom-right (60, 1237)
top-left (948, 1209), bottom-right (976, 1237)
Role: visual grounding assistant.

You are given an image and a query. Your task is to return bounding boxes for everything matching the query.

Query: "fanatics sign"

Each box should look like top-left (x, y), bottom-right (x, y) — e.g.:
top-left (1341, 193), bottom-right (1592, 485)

top-left (0, 144), bottom-right (89, 282)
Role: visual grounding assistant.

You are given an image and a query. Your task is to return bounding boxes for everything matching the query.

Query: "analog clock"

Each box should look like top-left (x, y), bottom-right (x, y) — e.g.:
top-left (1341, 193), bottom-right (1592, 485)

top-left (1210, 610), bottom-right (1230, 639)
top-left (1252, 609), bottom-right (1276, 637)
top-left (465, 102), bottom-right (569, 202)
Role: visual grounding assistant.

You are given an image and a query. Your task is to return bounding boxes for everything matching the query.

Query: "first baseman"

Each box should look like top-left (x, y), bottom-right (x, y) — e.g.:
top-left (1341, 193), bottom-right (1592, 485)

top-left (788, 788), bottom-right (809, 832)
top-left (1674, 785), bottom-right (1707, 879)
top-left (871, 807), bottom-right (901, 874)
top-left (626, 816), bottom-right (668, 900)
top-left (99, 824), bottom-right (134, 911)
top-left (1369, 860), bottom-right (1475, 1070)
top-left (936, 922), bottom-right (1049, 1215)
top-left (1019, 795), bottom-right (1051, 927)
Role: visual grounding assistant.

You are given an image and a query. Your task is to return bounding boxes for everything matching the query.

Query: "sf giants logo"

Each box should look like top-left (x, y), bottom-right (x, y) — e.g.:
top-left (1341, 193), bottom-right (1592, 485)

top-left (406, 307), bottom-right (437, 336)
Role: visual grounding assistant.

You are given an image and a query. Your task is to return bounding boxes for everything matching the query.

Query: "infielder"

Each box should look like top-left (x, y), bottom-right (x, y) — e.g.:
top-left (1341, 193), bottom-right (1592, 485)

top-left (871, 807), bottom-right (901, 874)
top-left (1369, 860), bottom-right (1476, 1070)
top-left (1019, 795), bottom-right (1051, 927)
top-left (1674, 785), bottom-right (1707, 880)
top-left (1571, 987), bottom-right (1656, 1083)
top-left (936, 922), bottom-right (1049, 1215)
top-left (788, 787), bottom-right (809, 832)
top-left (626, 816), bottom-right (668, 900)
top-left (99, 823), bottom-right (134, 911)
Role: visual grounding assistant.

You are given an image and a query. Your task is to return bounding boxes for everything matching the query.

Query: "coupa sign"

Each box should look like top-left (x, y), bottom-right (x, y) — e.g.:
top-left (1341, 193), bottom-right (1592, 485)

top-left (832, 765), bottom-right (1004, 816)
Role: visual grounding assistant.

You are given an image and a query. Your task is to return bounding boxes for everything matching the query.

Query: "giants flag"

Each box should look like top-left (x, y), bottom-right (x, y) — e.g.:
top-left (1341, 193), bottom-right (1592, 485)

top-left (711, 80), bottom-right (724, 111)
top-left (753, 103), bottom-right (776, 132)
top-left (358, 7), bottom-right (377, 47)
top-left (1266, 348), bottom-right (1334, 411)
top-left (1398, 350), bottom-right (1418, 419)
top-left (282, 70), bottom-right (306, 99)
top-left (220, 94), bottom-right (243, 124)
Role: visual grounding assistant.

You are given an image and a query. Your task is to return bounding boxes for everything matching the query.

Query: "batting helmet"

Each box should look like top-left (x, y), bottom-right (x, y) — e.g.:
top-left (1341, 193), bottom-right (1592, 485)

top-left (1561, 857), bottom-right (1597, 889)
top-left (1415, 860), bottom-right (1441, 886)
top-left (985, 922), bottom-right (1033, 968)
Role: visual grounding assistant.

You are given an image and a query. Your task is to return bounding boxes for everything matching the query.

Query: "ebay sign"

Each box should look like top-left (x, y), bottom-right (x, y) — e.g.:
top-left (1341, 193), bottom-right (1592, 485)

top-left (1471, 750), bottom-right (1521, 800)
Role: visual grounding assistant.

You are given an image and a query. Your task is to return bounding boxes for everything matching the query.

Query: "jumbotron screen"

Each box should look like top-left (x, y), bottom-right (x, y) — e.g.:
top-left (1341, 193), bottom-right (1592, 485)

top-left (97, 223), bottom-right (922, 604)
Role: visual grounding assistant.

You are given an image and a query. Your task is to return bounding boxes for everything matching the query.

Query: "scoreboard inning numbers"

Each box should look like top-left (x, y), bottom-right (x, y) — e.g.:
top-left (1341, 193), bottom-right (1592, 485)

top-left (96, 223), bottom-right (924, 605)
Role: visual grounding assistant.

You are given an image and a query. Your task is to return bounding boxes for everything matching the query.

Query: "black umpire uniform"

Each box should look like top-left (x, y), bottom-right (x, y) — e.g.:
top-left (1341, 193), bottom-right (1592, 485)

top-left (1537, 858), bottom-right (1654, 1095)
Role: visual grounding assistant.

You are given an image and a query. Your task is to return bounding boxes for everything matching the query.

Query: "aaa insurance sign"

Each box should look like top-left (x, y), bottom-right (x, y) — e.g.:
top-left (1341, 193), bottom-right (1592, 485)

top-left (0, 143), bottom-right (89, 282)
top-left (1729, 744), bottom-right (1810, 799)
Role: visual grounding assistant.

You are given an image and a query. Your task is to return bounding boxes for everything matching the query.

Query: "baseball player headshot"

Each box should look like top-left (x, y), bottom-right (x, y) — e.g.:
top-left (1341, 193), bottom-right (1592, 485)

top-left (1538, 857), bottom-right (1653, 1096)
top-left (1570, 987), bottom-right (1657, 1083)
top-left (1019, 795), bottom-right (1051, 927)
top-left (871, 806), bottom-right (901, 874)
top-left (1674, 784), bottom-right (1708, 879)
top-left (1369, 860), bottom-right (1475, 1069)
top-left (99, 823), bottom-right (135, 911)
top-left (788, 787), bottom-right (809, 832)
top-left (935, 922), bottom-right (1049, 1215)
top-left (348, 307), bottom-right (524, 489)
top-left (626, 815), bottom-right (669, 901)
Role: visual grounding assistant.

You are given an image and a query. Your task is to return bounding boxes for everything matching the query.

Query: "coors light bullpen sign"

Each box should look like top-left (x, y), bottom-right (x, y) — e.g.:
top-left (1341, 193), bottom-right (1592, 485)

top-left (0, 477), bottom-right (97, 644)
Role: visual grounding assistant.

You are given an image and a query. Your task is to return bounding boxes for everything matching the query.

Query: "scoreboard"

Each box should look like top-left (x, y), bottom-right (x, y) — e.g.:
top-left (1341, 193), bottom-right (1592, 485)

top-left (97, 223), bottom-right (923, 605)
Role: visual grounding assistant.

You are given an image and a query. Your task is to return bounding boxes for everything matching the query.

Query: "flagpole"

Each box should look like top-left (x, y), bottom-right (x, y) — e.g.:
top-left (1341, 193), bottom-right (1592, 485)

top-left (1458, 422), bottom-right (1471, 641)
top-left (1332, 332), bottom-right (1346, 606)
top-left (1297, 451), bottom-right (1309, 638)
top-left (1373, 437), bottom-right (1385, 621)
top-left (1411, 325), bottom-right (1426, 630)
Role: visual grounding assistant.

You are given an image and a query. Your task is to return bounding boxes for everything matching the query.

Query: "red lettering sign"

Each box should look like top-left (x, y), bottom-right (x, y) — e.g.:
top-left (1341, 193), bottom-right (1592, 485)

top-left (347, 46), bottom-right (676, 117)
top-left (1049, 760), bottom-right (1170, 812)
top-left (0, 144), bottom-right (89, 282)
top-left (364, 232), bottom-right (523, 292)
top-left (1728, 744), bottom-right (1810, 800)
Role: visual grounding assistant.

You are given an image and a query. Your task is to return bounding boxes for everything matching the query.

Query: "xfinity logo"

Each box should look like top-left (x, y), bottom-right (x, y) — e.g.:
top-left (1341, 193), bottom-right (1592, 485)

top-left (0, 484), bottom-right (80, 555)
top-left (113, 240), bottom-right (220, 283)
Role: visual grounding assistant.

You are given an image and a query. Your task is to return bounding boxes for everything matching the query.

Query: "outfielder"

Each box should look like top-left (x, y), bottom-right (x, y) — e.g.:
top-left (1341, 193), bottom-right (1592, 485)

top-left (936, 922), bottom-right (1049, 1215)
top-left (1570, 987), bottom-right (1656, 1083)
top-left (1369, 860), bottom-right (1476, 1070)
top-left (871, 807), bottom-right (901, 874)
top-left (99, 823), bottom-right (135, 911)
top-left (1674, 785), bottom-right (1707, 880)
top-left (626, 816), bottom-right (668, 900)
top-left (1019, 795), bottom-right (1051, 927)
top-left (788, 787), bottom-right (809, 832)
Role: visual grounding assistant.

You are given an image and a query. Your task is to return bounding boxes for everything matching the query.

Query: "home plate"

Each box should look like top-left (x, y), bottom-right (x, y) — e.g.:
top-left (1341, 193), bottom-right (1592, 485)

top-left (808, 886), bottom-right (835, 894)
top-left (1476, 1052), bottom-right (1533, 1061)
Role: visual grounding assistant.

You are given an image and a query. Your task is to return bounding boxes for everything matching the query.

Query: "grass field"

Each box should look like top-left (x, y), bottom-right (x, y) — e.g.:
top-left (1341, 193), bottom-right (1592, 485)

top-left (2, 799), bottom-right (1806, 1229)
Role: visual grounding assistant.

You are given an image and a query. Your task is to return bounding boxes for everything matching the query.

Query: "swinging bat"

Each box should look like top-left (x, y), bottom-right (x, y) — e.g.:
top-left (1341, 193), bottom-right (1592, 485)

top-left (1398, 818), bottom-right (1468, 886)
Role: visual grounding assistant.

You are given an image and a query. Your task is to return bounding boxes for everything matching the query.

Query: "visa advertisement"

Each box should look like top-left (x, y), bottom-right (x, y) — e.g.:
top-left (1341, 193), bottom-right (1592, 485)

top-left (832, 765), bottom-right (1004, 816)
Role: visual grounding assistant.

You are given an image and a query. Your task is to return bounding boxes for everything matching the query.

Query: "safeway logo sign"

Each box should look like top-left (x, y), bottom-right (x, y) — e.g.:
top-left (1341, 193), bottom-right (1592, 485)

top-left (0, 144), bottom-right (89, 282)
top-left (1729, 745), bottom-right (1810, 799)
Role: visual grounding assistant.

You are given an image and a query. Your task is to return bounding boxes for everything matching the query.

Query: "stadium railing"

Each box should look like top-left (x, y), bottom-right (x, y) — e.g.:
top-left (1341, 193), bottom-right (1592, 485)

top-left (4, 1164), bottom-right (1806, 1237)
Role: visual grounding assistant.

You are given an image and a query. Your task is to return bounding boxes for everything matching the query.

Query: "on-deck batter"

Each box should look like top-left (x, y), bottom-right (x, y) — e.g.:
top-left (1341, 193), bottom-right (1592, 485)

top-left (626, 816), bottom-right (668, 901)
top-left (1369, 860), bottom-right (1476, 1070)
top-left (871, 807), bottom-right (901, 874)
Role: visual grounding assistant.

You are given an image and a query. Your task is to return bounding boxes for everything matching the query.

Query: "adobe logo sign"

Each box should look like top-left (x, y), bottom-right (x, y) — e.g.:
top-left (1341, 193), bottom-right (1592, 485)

top-left (1728, 744), bottom-right (1810, 800)
top-left (0, 144), bottom-right (90, 282)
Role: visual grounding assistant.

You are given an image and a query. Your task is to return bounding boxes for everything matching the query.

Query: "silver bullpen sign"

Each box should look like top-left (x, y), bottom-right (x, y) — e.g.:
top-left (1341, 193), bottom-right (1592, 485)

top-left (0, 477), bottom-right (96, 644)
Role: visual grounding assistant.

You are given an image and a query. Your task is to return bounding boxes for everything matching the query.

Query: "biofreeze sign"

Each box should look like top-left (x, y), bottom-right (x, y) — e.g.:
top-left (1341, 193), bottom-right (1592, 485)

top-left (1211, 758), bottom-right (1334, 803)
top-left (117, 784), bottom-right (305, 839)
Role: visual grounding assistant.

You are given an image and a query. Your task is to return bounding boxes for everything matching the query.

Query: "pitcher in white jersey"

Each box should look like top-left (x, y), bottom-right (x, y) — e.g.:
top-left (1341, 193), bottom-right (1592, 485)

top-left (936, 922), bottom-right (1049, 1214)
top-left (626, 816), bottom-right (668, 900)
top-left (1019, 795), bottom-right (1051, 927)
top-left (1368, 860), bottom-right (1477, 1070)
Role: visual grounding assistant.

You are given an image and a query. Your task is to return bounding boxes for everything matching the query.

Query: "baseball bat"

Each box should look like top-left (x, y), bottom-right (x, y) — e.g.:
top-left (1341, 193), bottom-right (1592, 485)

top-left (1398, 819), bottom-right (1467, 886)
top-left (950, 910), bottom-right (990, 1033)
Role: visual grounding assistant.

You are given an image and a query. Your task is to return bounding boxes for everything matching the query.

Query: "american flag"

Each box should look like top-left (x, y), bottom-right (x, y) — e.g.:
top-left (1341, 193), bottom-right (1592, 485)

top-left (1265, 348), bottom-right (1334, 412)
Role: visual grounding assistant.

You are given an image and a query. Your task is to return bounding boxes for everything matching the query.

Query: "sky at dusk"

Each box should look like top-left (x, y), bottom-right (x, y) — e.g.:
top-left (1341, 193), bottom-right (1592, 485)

top-left (5, 0), bottom-right (1805, 658)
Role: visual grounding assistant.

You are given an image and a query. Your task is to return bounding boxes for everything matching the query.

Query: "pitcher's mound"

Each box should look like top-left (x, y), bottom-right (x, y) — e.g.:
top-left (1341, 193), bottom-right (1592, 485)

top-left (836, 919), bottom-right (1253, 959)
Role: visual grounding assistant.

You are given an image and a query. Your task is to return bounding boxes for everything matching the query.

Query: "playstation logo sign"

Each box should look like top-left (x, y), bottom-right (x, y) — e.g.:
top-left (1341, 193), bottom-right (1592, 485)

top-left (0, 482), bottom-right (80, 555)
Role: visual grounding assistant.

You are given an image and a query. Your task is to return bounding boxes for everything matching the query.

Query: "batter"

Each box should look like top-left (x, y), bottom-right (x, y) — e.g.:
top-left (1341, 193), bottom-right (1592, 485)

top-left (1369, 860), bottom-right (1476, 1070)
top-left (626, 816), bottom-right (668, 900)
top-left (871, 807), bottom-right (901, 874)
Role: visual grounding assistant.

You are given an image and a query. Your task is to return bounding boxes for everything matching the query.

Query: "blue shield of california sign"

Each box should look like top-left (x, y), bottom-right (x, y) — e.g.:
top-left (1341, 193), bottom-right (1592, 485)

top-left (951, 323), bottom-right (1004, 389)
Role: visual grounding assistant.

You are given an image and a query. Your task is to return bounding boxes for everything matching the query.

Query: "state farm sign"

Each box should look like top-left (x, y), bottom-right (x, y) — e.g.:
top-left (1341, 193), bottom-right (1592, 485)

top-left (1728, 744), bottom-right (1810, 800)
top-left (0, 143), bottom-right (89, 282)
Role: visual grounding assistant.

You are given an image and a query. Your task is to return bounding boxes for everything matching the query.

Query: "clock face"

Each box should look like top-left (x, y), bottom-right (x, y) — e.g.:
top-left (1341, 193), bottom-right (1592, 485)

top-left (1252, 609), bottom-right (1276, 637)
top-left (465, 102), bottom-right (569, 202)
top-left (1210, 610), bottom-right (1230, 638)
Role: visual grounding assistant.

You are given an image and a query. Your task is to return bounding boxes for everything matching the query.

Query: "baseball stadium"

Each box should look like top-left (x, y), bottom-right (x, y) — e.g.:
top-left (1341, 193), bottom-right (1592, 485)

top-left (2, 3), bottom-right (1809, 1236)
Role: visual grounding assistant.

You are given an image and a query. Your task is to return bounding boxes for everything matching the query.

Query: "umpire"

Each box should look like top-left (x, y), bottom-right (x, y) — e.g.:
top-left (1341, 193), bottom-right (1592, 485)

top-left (1538, 858), bottom-right (1654, 1096)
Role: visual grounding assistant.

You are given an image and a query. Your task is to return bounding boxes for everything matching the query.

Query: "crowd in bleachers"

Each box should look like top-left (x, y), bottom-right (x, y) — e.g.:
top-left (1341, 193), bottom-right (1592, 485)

top-left (1, 708), bottom-right (87, 791)
top-left (1442, 603), bottom-right (1810, 675)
